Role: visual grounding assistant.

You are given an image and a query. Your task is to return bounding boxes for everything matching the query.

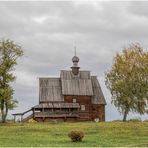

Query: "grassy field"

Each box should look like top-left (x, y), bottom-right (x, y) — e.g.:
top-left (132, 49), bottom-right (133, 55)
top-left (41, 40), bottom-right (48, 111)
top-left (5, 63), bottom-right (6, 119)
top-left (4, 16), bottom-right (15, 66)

top-left (0, 121), bottom-right (148, 147)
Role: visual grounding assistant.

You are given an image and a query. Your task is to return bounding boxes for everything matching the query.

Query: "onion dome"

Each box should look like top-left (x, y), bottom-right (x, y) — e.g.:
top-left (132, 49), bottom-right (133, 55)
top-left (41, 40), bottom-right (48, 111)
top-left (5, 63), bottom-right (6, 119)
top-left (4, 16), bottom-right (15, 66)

top-left (72, 56), bottom-right (79, 63)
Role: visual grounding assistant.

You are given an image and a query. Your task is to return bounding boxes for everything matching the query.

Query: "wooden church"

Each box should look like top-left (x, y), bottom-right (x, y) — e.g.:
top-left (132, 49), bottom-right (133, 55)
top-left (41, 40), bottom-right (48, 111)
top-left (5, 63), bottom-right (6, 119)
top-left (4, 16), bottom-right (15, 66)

top-left (31, 53), bottom-right (107, 122)
top-left (13, 54), bottom-right (106, 122)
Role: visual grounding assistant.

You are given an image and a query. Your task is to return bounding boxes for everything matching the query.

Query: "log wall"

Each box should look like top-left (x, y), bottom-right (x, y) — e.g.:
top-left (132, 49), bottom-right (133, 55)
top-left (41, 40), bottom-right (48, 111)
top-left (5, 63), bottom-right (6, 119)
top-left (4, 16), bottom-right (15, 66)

top-left (64, 95), bottom-right (105, 121)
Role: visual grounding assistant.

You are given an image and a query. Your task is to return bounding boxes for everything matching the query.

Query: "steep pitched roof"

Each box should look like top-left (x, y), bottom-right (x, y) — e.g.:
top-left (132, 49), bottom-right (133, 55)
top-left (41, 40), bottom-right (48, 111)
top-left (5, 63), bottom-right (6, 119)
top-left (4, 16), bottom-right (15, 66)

top-left (60, 70), bottom-right (93, 96)
top-left (91, 76), bottom-right (106, 105)
top-left (39, 72), bottom-right (106, 105)
top-left (39, 78), bottom-right (64, 102)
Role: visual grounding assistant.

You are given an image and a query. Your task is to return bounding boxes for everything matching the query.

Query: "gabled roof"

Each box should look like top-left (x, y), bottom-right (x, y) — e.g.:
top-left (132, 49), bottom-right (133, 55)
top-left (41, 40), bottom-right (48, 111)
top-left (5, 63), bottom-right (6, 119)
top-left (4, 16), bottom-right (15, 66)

top-left (39, 71), bottom-right (106, 105)
top-left (39, 78), bottom-right (64, 102)
top-left (61, 70), bottom-right (93, 96)
top-left (91, 76), bottom-right (106, 105)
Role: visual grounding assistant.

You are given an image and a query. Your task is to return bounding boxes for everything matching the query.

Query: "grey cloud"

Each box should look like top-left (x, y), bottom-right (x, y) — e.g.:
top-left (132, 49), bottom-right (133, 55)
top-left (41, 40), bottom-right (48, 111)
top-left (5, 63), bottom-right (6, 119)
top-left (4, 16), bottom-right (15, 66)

top-left (127, 1), bottom-right (148, 18)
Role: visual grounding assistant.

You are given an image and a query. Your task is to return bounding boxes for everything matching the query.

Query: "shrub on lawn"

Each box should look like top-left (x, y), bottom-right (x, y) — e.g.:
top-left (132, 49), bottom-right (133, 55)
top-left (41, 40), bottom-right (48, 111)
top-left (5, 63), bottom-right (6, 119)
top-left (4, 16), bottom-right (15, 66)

top-left (68, 130), bottom-right (84, 142)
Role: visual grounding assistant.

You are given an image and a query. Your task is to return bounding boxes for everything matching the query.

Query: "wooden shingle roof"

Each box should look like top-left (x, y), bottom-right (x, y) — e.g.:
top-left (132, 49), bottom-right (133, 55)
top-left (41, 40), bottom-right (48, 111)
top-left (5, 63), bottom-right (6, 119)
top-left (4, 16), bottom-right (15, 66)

top-left (39, 78), bottom-right (64, 102)
top-left (61, 70), bottom-right (93, 96)
top-left (39, 71), bottom-right (106, 105)
top-left (91, 76), bottom-right (106, 105)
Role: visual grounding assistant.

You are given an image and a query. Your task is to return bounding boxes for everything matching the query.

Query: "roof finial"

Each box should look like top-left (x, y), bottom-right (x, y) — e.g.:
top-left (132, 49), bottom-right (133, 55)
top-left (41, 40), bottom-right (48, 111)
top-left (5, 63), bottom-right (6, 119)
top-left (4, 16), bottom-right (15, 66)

top-left (74, 41), bottom-right (77, 56)
top-left (71, 42), bottom-right (80, 75)
top-left (75, 46), bottom-right (76, 56)
top-left (72, 42), bottom-right (79, 64)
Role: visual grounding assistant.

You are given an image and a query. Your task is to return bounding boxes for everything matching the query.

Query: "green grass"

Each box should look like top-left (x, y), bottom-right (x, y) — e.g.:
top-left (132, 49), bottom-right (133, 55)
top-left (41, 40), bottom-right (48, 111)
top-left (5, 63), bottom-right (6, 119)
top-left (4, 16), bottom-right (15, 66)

top-left (0, 121), bottom-right (148, 147)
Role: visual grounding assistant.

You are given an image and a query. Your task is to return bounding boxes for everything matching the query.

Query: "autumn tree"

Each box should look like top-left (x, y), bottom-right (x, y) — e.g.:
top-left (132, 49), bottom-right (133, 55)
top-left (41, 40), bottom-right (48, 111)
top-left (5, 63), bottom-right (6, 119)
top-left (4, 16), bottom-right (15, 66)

top-left (105, 43), bottom-right (148, 121)
top-left (0, 39), bottom-right (23, 123)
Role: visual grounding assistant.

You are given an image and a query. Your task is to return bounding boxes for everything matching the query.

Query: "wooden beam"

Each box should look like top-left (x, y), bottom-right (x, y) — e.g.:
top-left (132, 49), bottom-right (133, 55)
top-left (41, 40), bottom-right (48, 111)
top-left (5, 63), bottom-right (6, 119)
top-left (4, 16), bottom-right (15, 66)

top-left (33, 108), bottom-right (35, 119)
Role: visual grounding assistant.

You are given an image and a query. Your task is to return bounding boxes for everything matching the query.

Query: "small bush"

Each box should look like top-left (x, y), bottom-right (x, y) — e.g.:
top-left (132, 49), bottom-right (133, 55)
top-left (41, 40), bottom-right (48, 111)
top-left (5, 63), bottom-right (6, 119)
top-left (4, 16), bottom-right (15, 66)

top-left (68, 130), bottom-right (84, 142)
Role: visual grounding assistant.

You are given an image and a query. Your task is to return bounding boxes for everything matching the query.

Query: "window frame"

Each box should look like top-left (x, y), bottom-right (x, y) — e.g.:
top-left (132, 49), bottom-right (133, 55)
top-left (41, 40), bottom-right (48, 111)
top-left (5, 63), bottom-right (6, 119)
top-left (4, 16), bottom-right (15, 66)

top-left (73, 98), bottom-right (76, 103)
top-left (81, 105), bottom-right (85, 111)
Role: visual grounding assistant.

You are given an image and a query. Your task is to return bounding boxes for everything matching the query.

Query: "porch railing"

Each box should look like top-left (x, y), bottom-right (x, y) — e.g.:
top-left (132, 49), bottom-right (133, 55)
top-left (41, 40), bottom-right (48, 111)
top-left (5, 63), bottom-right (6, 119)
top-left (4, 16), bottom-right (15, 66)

top-left (34, 111), bottom-right (79, 118)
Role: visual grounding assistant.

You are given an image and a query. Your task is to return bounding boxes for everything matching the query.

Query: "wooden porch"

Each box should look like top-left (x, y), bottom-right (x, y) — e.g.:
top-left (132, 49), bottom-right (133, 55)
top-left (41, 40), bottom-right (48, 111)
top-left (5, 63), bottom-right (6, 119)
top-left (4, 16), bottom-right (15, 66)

top-left (34, 111), bottom-right (79, 118)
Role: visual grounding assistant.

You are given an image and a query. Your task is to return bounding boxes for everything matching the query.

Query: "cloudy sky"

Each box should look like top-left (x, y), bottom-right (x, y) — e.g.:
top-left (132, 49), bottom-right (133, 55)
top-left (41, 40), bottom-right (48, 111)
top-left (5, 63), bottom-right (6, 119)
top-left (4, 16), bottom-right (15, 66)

top-left (0, 1), bottom-right (148, 121)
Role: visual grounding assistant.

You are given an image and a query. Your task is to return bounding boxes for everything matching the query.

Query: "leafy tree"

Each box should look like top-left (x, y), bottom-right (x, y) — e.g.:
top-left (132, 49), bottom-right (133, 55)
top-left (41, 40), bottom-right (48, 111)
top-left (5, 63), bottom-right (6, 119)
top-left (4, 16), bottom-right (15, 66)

top-left (0, 39), bottom-right (23, 123)
top-left (105, 43), bottom-right (148, 121)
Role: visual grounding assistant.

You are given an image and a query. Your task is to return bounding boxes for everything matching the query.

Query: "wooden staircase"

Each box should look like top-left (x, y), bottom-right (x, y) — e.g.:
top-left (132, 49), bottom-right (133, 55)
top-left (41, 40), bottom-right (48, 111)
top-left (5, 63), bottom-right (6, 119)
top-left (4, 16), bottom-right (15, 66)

top-left (22, 114), bottom-right (33, 122)
top-left (12, 109), bottom-right (33, 122)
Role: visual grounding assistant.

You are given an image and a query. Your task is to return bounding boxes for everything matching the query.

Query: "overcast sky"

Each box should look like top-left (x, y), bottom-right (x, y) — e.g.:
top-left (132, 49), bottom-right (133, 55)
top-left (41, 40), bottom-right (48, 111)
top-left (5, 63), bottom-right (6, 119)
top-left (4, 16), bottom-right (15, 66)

top-left (0, 1), bottom-right (148, 121)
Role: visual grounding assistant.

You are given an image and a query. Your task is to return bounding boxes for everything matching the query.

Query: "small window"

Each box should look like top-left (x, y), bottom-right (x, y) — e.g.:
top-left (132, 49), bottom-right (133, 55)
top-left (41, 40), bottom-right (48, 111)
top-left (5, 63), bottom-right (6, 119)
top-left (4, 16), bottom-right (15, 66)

top-left (81, 105), bottom-right (85, 111)
top-left (73, 99), bottom-right (76, 103)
